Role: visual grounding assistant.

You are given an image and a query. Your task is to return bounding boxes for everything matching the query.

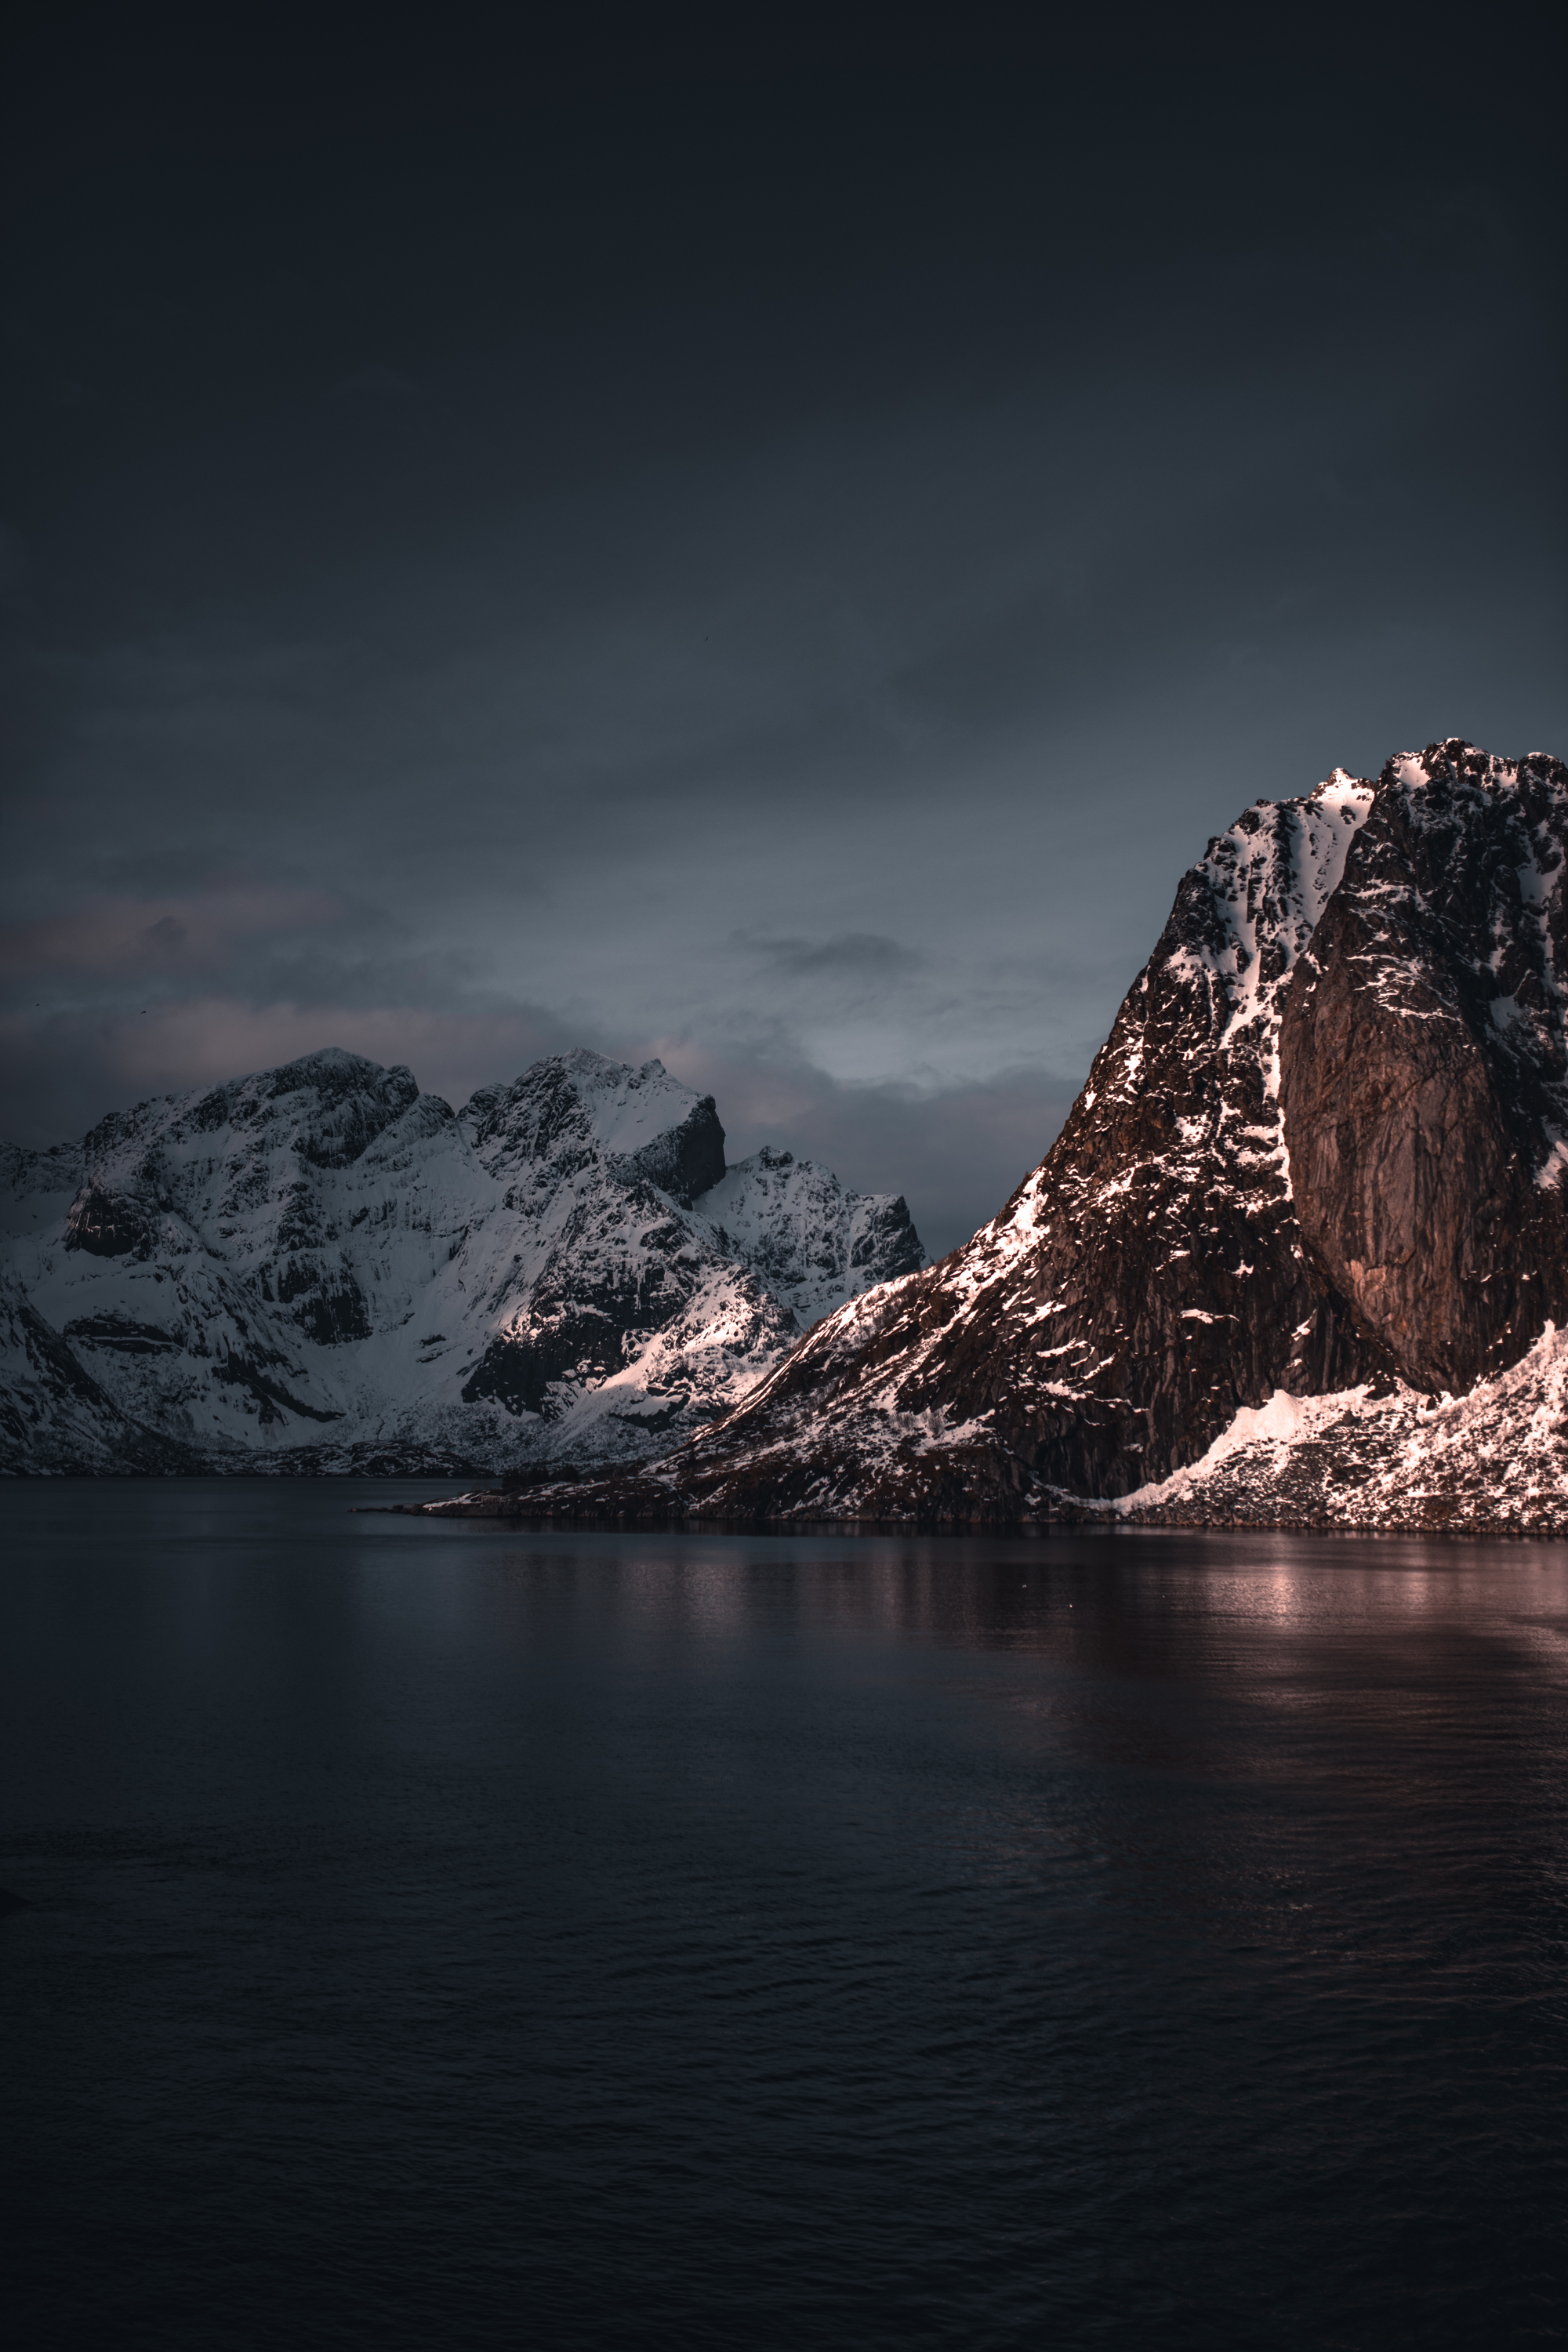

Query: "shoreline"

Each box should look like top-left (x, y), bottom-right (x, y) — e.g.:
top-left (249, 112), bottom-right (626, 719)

top-left (376, 1495), bottom-right (1568, 1541)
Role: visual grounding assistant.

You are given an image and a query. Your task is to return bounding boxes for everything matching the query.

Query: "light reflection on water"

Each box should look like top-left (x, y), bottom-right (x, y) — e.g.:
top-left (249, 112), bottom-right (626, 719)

top-left (1, 1483), bottom-right (1565, 2350)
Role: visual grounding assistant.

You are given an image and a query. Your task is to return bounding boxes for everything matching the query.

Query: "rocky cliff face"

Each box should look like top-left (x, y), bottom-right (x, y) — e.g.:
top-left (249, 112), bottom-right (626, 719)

top-left (0, 1047), bottom-right (924, 1474)
top-left (1279, 743), bottom-right (1568, 1394)
top-left (466, 741), bottom-right (1568, 1531)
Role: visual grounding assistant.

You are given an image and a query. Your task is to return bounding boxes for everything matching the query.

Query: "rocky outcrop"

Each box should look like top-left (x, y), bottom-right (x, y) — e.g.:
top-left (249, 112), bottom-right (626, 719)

top-left (432, 740), bottom-right (1568, 1532)
top-left (0, 1045), bottom-right (925, 1474)
top-left (63, 1185), bottom-right (155, 1261)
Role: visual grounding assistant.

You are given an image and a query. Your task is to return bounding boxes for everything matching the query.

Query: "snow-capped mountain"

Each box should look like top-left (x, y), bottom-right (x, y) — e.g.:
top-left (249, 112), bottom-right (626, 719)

top-left (0, 1047), bottom-right (924, 1474)
top-left (448, 739), bottom-right (1568, 1534)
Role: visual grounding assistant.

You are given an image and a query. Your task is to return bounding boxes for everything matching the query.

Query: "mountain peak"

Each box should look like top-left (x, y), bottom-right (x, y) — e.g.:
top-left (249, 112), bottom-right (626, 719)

top-left (459, 1049), bottom-right (724, 1203)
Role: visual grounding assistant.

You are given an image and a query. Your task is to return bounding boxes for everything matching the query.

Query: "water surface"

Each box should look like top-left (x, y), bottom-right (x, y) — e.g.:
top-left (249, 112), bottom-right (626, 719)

top-left (2, 1481), bottom-right (1565, 2347)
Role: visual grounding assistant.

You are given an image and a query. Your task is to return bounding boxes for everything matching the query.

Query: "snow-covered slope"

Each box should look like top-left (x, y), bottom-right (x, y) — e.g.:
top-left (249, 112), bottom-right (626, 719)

top-left (0, 1047), bottom-right (926, 1474)
top-left (441, 739), bottom-right (1568, 1533)
top-left (1109, 1323), bottom-right (1568, 1536)
top-left (0, 1262), bottom-right (201, 1475)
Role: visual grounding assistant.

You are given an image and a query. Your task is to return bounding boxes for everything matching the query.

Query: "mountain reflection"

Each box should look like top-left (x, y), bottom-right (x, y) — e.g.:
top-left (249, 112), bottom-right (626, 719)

top-left (477, 1523), bottom-right (1568, 1655)
top-left (466, 1529), bottom-right (1568, 1963)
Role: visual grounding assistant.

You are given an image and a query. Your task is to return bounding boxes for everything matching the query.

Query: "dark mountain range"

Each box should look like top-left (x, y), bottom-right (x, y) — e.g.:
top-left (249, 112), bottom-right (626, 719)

top-left (431, 740), bottom-right (1568, 1536)
top-left (0, 1048), bottom-right (924, 1475)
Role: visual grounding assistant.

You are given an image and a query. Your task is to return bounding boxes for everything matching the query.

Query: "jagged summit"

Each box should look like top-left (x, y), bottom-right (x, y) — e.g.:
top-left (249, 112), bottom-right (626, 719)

top-left (693, 1145), bottom-right (924, 1328)
top-left (0, 1046), bottom-right (927, 1474)
top-left (463, 1051), bottom-right (727, 1208)
top-left (457, 739), bottom-right (1568, 1533)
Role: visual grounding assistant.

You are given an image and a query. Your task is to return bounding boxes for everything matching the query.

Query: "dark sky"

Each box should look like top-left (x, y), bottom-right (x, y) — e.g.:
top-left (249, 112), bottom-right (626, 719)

top-left (4, 2), bottom-right (1564, 1254)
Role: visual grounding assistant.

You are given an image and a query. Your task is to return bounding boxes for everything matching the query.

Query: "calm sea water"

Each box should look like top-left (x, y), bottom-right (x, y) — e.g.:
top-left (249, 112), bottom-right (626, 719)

top-left (1, 1481), bottom-right (1564, 2350)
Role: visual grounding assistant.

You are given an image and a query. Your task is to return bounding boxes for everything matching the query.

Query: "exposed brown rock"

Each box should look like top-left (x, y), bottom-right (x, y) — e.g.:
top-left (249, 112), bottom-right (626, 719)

top-left (1280, 742), bottom-right (1568, 1392)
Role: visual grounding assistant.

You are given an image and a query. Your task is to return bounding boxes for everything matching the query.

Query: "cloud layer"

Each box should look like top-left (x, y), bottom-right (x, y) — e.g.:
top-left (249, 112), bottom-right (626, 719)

top-left (2, 16), bottom-right (1563, 1250)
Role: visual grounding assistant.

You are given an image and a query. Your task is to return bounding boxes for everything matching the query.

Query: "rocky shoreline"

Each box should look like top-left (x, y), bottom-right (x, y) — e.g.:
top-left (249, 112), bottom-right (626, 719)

top-left (388, 1495), bottom-right (1568, 1539)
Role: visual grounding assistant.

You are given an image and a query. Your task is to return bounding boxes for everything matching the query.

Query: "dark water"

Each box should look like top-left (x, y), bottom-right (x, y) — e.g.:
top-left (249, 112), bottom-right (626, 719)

top-left (2, 1484), bottom-right (1565, 2349)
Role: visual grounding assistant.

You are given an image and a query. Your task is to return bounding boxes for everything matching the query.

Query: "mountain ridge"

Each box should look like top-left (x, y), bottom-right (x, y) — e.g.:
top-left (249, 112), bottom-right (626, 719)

top-left (427, 739), bottom-right (1568, 1534)
top-left (0, 1046), bottom-right (925, 1475)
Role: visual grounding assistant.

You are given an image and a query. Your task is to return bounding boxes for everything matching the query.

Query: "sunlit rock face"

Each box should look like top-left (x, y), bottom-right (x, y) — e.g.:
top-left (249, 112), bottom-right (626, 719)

top-left (0, 1046), bottom-right (925, 1475)
top-left (1280, 743), bottom-right (1568, 1395)
top-left (517, 740), bottom-right (1568, 1530)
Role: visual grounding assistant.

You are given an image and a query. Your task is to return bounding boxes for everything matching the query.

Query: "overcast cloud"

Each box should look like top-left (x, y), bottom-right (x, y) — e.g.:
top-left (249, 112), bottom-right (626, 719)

top-left (2, 6), bottom-right (1563, 1254)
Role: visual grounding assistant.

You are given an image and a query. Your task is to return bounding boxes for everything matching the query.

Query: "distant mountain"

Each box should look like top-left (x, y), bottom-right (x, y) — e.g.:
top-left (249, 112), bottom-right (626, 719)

top-left (445, 739), bottom-right (1568, 1535)
top-left (0, 1047), bottom-right (924, 1475)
